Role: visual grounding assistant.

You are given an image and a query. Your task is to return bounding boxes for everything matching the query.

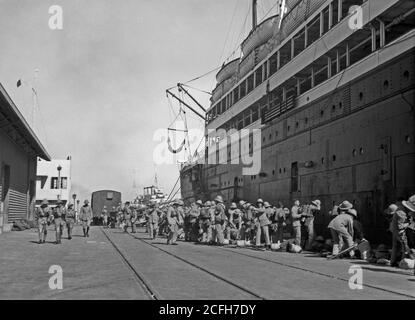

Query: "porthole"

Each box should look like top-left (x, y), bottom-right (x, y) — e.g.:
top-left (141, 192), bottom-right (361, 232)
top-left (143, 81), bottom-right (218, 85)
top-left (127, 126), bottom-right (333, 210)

top-left (332, 155), bottom-right (336, 161)
top-left (276, 131), bottom-right (279, 137)
top-left (279, 168), bottom-right (282, 174)
top-left (287, 126), bottom-right (291, 131)
top-left (352, 149), bottom-right (357, 157)
top-left (406, 135), bottom-right (412, 144)
top-left (307, 96), bottom-right (310, 101)
top-left (359, 147), bottom-right (364, 155)
top-left (272, 170), bottom-right (275, 175)
top-left (359, 92), bottom-right (363, 101)
top-left (332, 105), bottom-right (336, 112)
top-left (383, 80), bottom-right (389, 89)
top-left (283, 168), bottom-right (286, 173)
top-left (321, 157), bottom-right (325, 164)
top-left (305, 117), bottom-right (308, 124)
top-left (403, 70), bottom-right (409, 80)
top-left (320, 110), bottom-right (324, 117)
top-left (339, 102), bottom-right (343, 108)
top-left (269, 134), bottom-right (272, 140)
top-left (295, 122), bottom-right (299, 128)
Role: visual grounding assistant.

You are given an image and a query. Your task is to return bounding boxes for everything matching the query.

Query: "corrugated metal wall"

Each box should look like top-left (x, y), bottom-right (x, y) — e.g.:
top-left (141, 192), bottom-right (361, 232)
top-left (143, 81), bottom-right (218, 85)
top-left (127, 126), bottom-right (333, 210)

top-left (8, 189), bottom-right (28, 222)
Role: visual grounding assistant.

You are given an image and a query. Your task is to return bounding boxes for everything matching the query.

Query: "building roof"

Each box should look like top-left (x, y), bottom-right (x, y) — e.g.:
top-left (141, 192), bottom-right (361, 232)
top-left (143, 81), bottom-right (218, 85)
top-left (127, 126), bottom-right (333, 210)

top-left (0, 83), bottom-right (51, 160)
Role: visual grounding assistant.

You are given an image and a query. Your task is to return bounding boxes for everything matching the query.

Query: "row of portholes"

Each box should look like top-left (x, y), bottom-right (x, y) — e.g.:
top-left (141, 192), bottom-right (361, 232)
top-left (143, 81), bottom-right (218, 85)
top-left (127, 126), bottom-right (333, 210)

top-left (321, 148), bottom-right (365, 164)
top-left (357, 69), bottom-right (411, 102)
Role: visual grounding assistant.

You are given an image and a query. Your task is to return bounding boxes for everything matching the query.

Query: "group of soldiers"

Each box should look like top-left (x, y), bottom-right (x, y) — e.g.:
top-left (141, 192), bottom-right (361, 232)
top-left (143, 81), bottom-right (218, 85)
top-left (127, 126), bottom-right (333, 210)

top-left (35, 199), bottom-right (93, 244)
top-left (142, 196), bottom-right (322, 249)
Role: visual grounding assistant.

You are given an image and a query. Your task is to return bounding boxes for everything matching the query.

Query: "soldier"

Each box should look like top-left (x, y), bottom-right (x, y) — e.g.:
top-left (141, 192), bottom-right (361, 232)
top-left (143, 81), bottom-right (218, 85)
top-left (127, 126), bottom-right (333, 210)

top-left (188, 200), bottom-right (202, 242)
top-left (102, 205), bottom-right (108, 228)
top-left (130, 206), bottom-right (138, 233)
top-left (211, 195), bottom-right (226, 245)
top-left (390, 195), bottom-right (415, 267)
top-left (199, 201), bottom-right (212, 243)
top-left (254, 201), bottom-right (272, 249)
top-left (167, 200), bottom-right (181, 245)
top-left (271, 202), bottom-right (285, 243)
top-left (327, 201), bottom-right (356, 257)
top-left (225, 203), bottom-right (239, 241)
top-left (291, 199), bottom-right (302, 246)
top-left (80, 199), bottom-right (93, 237)
top-left (122, 201), bottom-right (133, 233)
top-left (53, 200), bottom-right (66, 244)
top-left (116, 202), bottom-right (123, 227)
top-left (148, 202), bottom-right (161, 239)
top-left (241, 202), bottom-right (255, 242)
top-left (36, 199), bottom-right (51, 244)
top-left (65, 204), bottom-right (76, 239)
top-left (302, 199), bottom-right (321, 250)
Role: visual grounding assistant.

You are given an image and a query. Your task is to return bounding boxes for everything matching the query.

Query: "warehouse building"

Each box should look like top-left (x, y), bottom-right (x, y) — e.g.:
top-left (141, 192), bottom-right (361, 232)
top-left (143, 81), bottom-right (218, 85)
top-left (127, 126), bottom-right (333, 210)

top-left (0, 83), bottom-right (50, 233)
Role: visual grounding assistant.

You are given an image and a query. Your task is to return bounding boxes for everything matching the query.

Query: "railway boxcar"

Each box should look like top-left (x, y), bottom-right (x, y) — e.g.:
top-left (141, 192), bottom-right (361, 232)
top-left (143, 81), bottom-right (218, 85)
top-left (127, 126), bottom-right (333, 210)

top-left (91, 190), bottom-right (122, 225)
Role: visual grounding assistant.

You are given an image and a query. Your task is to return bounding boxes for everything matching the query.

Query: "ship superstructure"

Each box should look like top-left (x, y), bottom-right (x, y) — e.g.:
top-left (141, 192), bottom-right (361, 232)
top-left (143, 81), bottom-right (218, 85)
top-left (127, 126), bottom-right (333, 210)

top-left (180, 0), bottom-right (415, 242)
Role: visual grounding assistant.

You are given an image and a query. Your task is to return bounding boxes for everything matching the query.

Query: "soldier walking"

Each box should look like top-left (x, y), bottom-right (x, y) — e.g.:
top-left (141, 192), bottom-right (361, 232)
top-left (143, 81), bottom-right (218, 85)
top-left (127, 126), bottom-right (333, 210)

top-left (36, 199), bottom-right (51, 244)
top-left (65, 204), bottom-right (76, 239)
top-left (102, 206), bottom-right (108, 228)
top-left (122, 201), bottom-right (133, 233)
top-left (148, 202), bottom-right (161, 239)
top-left (53, 200), bottom-right (66, 244)
top-left (80, 199), bottom-right (93, 237)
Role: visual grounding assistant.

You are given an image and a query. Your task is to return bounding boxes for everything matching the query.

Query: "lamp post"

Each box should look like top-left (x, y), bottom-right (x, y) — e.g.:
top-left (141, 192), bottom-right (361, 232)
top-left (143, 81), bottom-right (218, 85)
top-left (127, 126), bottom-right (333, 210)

top-left (76, 199), bottom-right (80, 223)
top-left (57, 165), bottom-right (62, 202)
top-left (72, 193), bottom-right (77, 207)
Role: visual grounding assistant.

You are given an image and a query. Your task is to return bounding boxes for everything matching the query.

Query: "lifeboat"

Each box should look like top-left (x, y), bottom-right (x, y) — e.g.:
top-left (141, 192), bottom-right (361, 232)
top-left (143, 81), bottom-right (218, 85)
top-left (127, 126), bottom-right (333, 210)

top-left (239, 50), bottom-right (255, 79)
top-left (216, 59), bottom-right (240, 83)
top-left (241, 15), bottom-right (279, 57)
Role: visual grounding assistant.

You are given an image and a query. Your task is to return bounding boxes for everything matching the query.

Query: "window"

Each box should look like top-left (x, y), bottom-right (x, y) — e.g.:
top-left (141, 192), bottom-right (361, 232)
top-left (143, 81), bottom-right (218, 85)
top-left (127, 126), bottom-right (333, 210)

top-left (291, 162), bottom-right (299, 192)
top-left (51, 177), bottom-right (68, 189)
top-left (51, 177), bottom-right (58, 189)
top-left (107, 192), bottom-right (114, 200)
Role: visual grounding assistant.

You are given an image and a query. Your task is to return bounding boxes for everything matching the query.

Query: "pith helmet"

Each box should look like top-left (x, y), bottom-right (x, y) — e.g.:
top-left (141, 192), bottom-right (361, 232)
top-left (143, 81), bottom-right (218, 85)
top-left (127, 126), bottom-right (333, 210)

top-left (56, 199), bottom-right (63, 205)
top-left (264, 201), bottom-right (271, 208)
top-left (339, 200), bottom-right (353, 211)
top-left (403, 195), bottom-right (415, 212)
top-left (196, 200), bottom-right (203, 206)
top-left (312, 199), bottom-right (321, 207)
top-left (215, 195), bottom-right (223, 203)
top-left (347, 209), bottom-right (358, 217)
top-left (174, 199), bottom-right (184, 206)
top-left (239, 200), bottom-right (246, 206)
top-left (84, 199), bottom-right (89, 205)
top-left (41, 199), bottom-right (49, 207)
top-left (204, 201), bottom-right (212, 206)
top-left (257, 198), bottom-right (264, 204)
top-left (230, 202), bottom-right (237, 209)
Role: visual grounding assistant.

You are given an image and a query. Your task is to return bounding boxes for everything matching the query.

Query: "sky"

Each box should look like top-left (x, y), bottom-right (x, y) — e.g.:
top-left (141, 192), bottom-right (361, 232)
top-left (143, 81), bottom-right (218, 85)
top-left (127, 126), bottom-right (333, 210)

top-left (0, 0), bottom-right (279, 201)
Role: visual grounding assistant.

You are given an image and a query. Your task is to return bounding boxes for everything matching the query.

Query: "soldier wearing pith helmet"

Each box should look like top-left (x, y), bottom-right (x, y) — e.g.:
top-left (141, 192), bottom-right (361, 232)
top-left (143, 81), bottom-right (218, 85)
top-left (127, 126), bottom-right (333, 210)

top-left (36, 199), bottom-right (50, 244)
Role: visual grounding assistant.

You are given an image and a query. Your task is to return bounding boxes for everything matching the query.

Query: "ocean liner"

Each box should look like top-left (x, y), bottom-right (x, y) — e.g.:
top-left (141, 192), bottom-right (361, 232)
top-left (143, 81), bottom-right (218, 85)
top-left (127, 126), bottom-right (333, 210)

top-left (178, 0), bottom-right (415, 242)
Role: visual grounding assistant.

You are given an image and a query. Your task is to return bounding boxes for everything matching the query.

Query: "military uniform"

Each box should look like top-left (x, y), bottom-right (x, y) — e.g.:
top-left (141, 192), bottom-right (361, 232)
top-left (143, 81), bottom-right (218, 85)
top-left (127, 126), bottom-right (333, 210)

top-left (328, 208), bottom-right (356, 256)
top-left (65, 205), bottom-right (76, 239)
top-left (255, 203), bottom-right (271, 248)
top-left (212, 197), bottom-right (226, 245)
top-left (122, 204), bottom-right (133, 233)
top-left (53, 203), bottom-right (66, 244)
top-left (291, 203), bottom-right (302, 246)
top-left (302, 200), bottom-right (321, 250)
top-left (36, 200), bottom-right (50, 244)
top-left (241, 204), bottom-right (255, 241)
top-left (148, 206), bottom-right (161, 239)
top-left (188, 202), bottom-right (201, 242)
top-left (80, 201), bottom-right (93, 237)
top-left (272, 207), bottom-right (287, 243)
top-left (167, 204), bottom-right (179, 244)
top-left (102, 207), bottom-right (108, 227)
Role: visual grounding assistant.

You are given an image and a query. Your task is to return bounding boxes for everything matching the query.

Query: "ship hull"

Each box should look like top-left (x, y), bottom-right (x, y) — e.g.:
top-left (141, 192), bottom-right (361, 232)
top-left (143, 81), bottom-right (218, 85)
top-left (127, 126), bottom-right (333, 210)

top-left (181, 49), bottom-right (415, 244)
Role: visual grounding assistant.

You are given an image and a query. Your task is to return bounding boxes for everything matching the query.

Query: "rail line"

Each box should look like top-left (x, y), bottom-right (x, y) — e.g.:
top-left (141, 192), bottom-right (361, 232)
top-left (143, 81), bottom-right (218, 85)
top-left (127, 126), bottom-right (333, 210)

top-left (215, 246), bottom-right (415, 299)
top-left (123, 231), bottom-right (267, 300)
top-left (100, 228), bottom-right (160, 300)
